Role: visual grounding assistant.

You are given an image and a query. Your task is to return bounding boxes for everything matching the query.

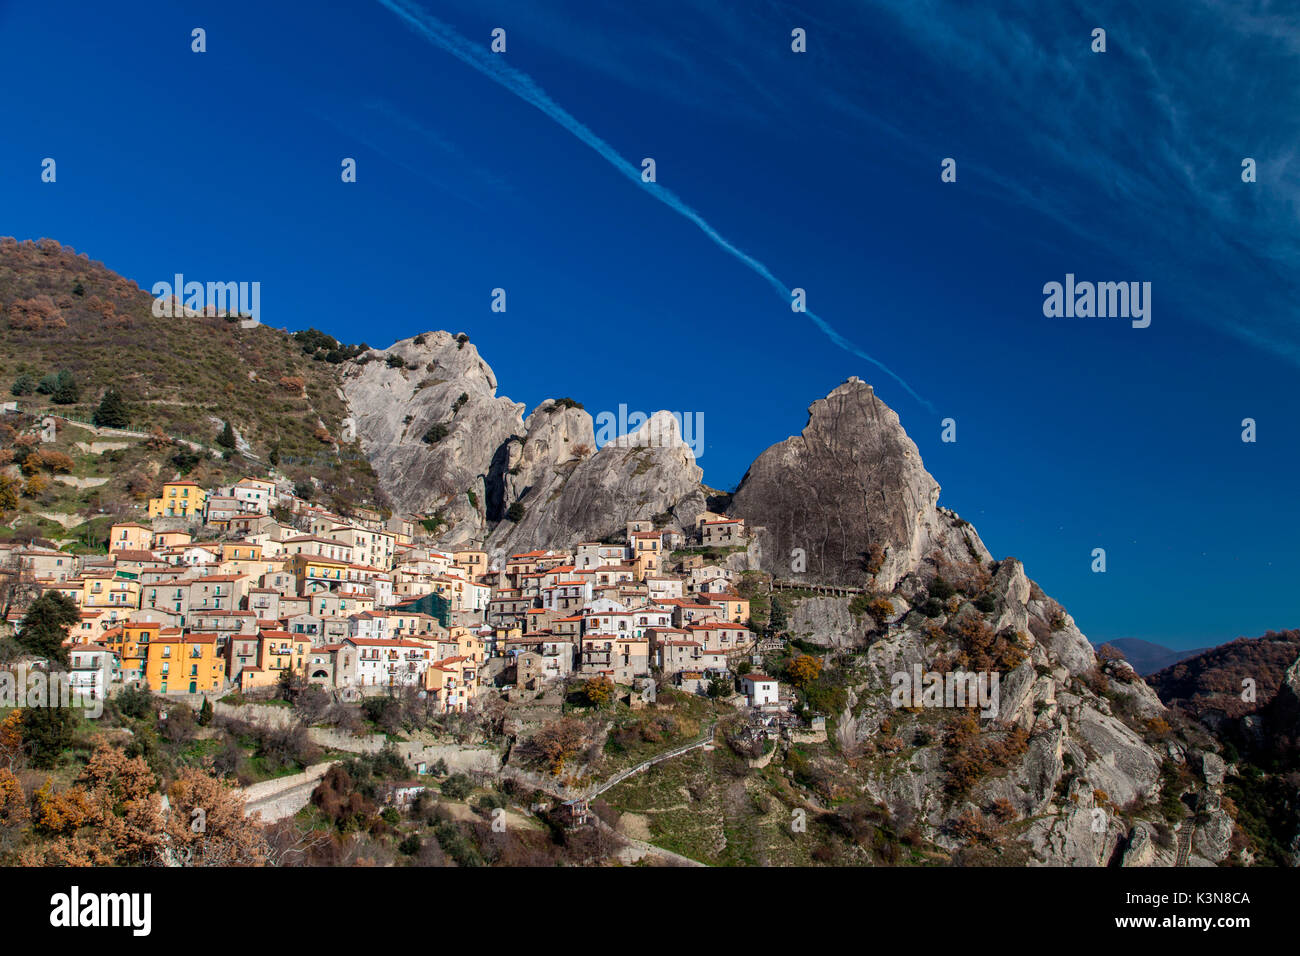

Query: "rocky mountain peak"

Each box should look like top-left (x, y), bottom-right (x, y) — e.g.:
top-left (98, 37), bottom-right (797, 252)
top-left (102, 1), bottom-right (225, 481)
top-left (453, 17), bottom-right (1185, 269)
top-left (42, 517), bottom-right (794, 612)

top-left (730, 378), bottom-right (983, 590)
top-left (340, 333), bottom-right (525, 533)
top-left (486, 406), bottom-right (705, 552)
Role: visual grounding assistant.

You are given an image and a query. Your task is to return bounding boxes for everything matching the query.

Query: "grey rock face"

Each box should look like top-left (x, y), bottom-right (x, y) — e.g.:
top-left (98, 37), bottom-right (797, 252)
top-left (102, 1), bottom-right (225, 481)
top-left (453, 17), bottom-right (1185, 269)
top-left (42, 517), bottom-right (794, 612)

top-left (1121, 821), bottom-right (1158, 867)
top-left (1201, 751), bottom-right (1226, 788)
top-left (1039, 612), bottom-right (1097, 677)
top-left (342, 335), bottom-right (705, 550)
top-left (789, 596), bottom-right (866, 649)
top-left (491, 400), bottom-right (595, 524)
top-left (340, 332), bottom-right (524, 540)
top-left (729, 377), bottom-right (988, 590)
top-left (489, 410), bottom-right (706, 552)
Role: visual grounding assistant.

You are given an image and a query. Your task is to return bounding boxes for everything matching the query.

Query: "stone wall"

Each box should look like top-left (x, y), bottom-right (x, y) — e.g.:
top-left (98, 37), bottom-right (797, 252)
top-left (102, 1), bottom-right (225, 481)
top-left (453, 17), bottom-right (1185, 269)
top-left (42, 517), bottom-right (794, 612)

top-left (241, 761), bottom-right (334, 823)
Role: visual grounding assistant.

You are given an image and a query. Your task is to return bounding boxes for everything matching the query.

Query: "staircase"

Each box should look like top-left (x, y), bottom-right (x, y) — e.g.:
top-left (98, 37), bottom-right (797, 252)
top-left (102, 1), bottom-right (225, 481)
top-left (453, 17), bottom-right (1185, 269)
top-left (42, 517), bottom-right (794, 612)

top-left (1175, 822), bottom-right (1196, 866)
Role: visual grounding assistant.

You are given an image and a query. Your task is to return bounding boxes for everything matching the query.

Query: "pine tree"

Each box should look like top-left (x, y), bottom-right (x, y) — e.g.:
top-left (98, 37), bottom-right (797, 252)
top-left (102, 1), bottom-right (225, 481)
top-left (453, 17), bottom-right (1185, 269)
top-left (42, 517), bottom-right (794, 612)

top-left (197, 697), bottom-right (213, 727)
top-left (21, 706), bottom-right (75, 770)
top-left (50, 369), bottom-right (79, 405)
top-left (769, 595), bottom-right (789, 634)
top-left (92, 388), bottom-right (130, 428)
top-left (17, 591), bottom-right (79, 667)
top-left (216, 420), bottom-right (236, 449)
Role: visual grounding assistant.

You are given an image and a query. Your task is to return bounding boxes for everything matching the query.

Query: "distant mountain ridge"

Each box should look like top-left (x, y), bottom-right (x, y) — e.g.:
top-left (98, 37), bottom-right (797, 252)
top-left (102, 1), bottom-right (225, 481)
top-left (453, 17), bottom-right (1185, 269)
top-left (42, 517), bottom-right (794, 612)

top-left (1100, 638), bottom-right (1213, 676)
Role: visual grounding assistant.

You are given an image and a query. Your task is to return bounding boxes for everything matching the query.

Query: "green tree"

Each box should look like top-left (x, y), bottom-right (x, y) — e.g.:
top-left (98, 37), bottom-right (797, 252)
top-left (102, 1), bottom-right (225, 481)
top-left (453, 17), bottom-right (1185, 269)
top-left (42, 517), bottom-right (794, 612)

top-left (92, 388), bottom-right (130, 428)
top-left (506, 502), bottom-right (525, 522)
top-left (769, 595), bottom-right (789, 633)
top-left (197, 698), bottom-right (213, 727)
top-left (50, 369), bottom-right (79, 405)
top-left (422, 423), bottom-right (448, 444)
top-left (21, 706), bottom-right (75, 770)
top-left (10, 374), bottom-right (36, 396)
top-left (16, 592), bottom-right (80, 667)
top-left (216, 420), bottom-right (236, 449)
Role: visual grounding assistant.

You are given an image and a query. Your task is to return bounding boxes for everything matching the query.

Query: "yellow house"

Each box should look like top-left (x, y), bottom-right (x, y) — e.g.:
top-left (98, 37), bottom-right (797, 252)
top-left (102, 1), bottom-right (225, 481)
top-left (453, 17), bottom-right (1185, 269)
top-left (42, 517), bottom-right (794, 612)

top-left (103, 621), bottom-right (163, 683)
top-left (221, 541), bottom-right (263, 563)
top-left (80, 572), bottom-right (140, 610)
top-left (287, 553), bottom-right (348, 592)
top-left (152, 530), bottom-right (193, 549)
top-left (446, 625), bottom-right (486, 665)
top-left (454, 550), bottom-right (488, 579)
top-left (145, 632), bottom-right (225, 694)
top-left (708, 593), bottom-right (751, 625)
top-left (238, 630), bottom-right (312, 692)
top-left (218, 542), bottom-right (279, 582)
top-left (148, 480), bottom-right (207, 519)
top-left (424, 655), bottom-right (478, 713)
top-left (109, 522), bottom-right (153, 553)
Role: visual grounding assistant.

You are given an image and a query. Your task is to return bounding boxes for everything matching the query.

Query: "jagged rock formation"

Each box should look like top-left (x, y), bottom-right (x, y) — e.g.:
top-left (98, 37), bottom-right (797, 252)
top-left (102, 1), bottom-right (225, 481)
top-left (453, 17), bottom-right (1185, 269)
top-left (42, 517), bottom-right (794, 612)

top-left (340, 332), bottom-right (525, 544)
top-left (832, 557), bottom-right (1209, 866)
top-left (339, 351), bottom-right (1248, 864)
top-left (485, 399), bottom-right (595, 525)
top-left (342, 334), bottom-right (707, 550)
top-left (729, 377), bottom-right (986, 590)
top-left (487, 410), bottom-right (706, 552)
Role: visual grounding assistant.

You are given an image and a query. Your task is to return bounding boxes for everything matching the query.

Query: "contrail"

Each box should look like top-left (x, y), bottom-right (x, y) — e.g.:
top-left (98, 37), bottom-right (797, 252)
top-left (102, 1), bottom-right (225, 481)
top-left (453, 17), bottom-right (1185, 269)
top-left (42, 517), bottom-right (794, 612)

top-left (376, 0), bottom-right (935, 413)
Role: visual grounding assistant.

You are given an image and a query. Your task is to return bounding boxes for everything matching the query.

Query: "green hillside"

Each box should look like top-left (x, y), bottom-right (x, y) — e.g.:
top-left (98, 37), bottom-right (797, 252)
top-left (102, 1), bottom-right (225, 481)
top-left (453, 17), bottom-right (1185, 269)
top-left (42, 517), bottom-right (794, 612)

top-left (0, 237), bottom-right (385, 536)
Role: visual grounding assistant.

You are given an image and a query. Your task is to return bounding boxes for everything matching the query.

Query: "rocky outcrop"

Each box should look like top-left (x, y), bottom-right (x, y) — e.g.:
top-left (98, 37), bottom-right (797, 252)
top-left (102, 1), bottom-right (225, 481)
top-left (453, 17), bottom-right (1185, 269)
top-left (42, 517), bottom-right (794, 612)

top-left (335, 351), bottom-right (1243, 865)
top-left (488, 410), bottom-right (706, 552)
top-left (833, 546), bottom-right (1183, 865)
top-left (340, 332), bottom-right (523, 543)
top-left (342, 335), bottom-right (710, 551)
top-left (487, 400), bottom-right (595, 525)
top-left (729, 377), bottom-right (988, 590)
top-left (790, 597), bottom-right (867, 649)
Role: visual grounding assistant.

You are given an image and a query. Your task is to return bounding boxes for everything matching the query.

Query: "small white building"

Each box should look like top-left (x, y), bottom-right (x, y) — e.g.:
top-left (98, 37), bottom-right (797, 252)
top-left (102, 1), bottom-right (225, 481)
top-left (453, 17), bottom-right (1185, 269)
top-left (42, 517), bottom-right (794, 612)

top-left (741, 673), bottom-right (779, 709)
top-left (338, 638), bottom-right (433, 688)
top-left (68, 644), bottom-right (116, 701)
top-left (347, 611), bottom-right (391, 641)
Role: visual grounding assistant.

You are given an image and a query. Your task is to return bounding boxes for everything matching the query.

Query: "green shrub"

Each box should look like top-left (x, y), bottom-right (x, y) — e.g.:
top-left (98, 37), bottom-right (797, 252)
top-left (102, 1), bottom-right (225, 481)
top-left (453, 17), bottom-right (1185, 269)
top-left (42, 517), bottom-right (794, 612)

top-left (442, 774), bottom-right (473, 800)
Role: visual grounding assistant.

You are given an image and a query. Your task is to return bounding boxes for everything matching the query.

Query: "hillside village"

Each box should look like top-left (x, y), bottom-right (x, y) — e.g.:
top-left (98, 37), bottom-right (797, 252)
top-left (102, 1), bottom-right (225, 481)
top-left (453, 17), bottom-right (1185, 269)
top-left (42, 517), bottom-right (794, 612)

top-left (0, 240), bottom-right (1292, 867)
top-left (2, 379), bottom-right (1289, 868)
top-left (1, 466), bottom-right (777, 714)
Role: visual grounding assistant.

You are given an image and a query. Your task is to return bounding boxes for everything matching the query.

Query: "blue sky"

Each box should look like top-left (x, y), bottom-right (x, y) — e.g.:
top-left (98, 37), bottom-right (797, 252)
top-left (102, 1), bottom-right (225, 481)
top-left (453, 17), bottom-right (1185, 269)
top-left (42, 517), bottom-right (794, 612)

top-left (3, 0), bottom-right (1298, 649)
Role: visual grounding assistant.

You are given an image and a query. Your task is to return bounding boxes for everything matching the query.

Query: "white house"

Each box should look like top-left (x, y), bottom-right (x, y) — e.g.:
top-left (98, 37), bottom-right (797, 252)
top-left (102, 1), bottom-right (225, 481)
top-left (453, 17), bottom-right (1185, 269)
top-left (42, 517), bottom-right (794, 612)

top-left (741, 673), bottom-right (779, 709)
top-left (348, 611), bottom-right (390, 641)
top-left (338, 638), bottom-right (434, 688)
top-left (68, 644), bottom-right (116, 701)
